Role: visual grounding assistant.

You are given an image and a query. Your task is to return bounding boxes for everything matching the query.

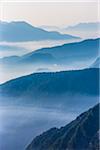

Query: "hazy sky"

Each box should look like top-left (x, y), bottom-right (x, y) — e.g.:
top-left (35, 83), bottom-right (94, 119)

top-left (0, 1), bottom-right (99, 27)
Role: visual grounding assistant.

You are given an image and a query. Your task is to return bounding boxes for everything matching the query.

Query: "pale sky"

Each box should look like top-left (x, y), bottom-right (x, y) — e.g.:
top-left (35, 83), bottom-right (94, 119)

top-left (0, 1), bottom-right (99, 27)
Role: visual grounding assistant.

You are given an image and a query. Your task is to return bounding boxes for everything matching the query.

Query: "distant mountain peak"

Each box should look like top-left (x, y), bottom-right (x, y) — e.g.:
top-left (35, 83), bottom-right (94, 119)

top-left (0, 21), bottom-right (79, 42)
top-left (65, 22), bottom-right (100, 29)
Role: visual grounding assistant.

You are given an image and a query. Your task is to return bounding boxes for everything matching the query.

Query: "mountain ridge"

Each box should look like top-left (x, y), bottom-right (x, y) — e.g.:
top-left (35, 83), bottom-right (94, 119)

top-left (0, 21), bottom-right (79, 42)
top-left (0, 68), bottom-right (99, 107)
top-left (1, 38), bottom-right (99, 67)
top-left (65, 22), bottom-right (100, 30)
top-left (26, 103), bottom-right (99, 150)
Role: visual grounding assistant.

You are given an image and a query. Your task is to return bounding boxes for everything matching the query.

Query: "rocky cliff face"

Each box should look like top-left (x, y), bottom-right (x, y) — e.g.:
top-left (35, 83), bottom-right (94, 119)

top-left (26, 104), bottom-right (99, 150)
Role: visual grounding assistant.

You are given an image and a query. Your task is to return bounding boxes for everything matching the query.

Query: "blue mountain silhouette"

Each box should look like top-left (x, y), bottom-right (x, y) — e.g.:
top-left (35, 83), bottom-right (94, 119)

top-left (0, 21), bottom-right (79, 42)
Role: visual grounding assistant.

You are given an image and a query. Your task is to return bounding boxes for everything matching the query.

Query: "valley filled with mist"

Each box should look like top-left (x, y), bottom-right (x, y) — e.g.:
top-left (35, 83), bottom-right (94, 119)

top-left (0, 17), bottom-right (99, 150)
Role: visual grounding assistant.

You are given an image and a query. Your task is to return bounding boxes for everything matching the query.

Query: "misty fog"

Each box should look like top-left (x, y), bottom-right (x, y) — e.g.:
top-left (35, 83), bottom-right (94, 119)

top-left (0, 58), bottom-right (94, 84)
top-left (0, 95), bottom-right (98, 150)
top-left (0, 106), bottom-right (77, 150)
top-left (0, 39), bottom-right (81, 58)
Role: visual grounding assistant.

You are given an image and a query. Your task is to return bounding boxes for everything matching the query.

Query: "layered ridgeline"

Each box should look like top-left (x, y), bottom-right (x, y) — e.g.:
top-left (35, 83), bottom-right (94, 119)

top-left (26, 103), bottom-right (99, 150)
top-left (0, 68), bottom-right (99, 107)
top-left (40, 22), bottom-right (100, 32)
top-left (1, 39), bottom-right (99, 67)
top-left (63, 22), bottom-right (100, 38)
top-left (40, 22), bottom-right (100, 38)
top-left (0, 38), bottom-right (99, 84)
top-left (64, 22), bottom-right (100, 32)
top-left (0, 21), bottom-right (79, 42)
top-left (20, 38), bottom-right (99, 65)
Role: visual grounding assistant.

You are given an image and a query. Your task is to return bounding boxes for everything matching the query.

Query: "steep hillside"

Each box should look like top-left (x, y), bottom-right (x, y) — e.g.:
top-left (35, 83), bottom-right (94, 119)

top-left (26, 104), bottom-right (99, 150)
